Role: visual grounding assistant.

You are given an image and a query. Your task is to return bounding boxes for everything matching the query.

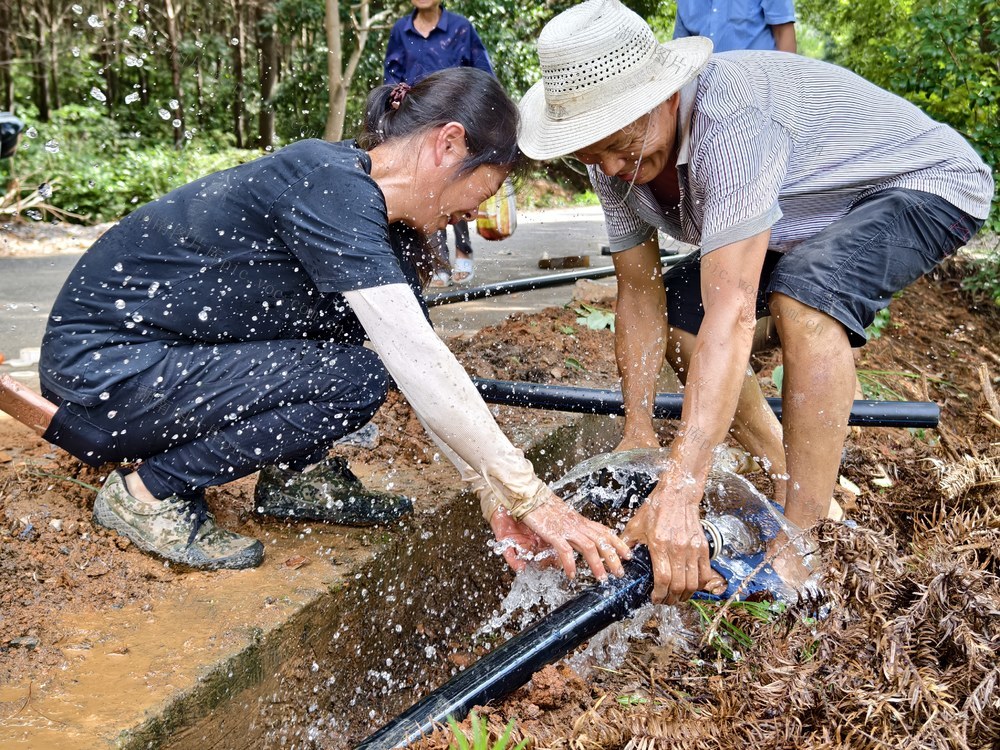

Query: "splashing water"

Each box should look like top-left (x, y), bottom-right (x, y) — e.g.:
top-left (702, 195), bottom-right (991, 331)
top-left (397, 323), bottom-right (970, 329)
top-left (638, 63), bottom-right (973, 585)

top-left (477, 566), bottom-right (572, 636)
top-left (550, 446), bottom-right (822, 603)
top-left (549, 447), bottom-right (669, 515)
top-left (567, 603), bottom-right (692, 675)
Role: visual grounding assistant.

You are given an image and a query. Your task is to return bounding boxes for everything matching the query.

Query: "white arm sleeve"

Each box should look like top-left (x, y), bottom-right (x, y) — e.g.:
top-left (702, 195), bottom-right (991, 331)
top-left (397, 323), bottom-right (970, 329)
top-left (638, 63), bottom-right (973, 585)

top-left (418, 417), bottom-right (503, 523)
top-left (343, 284), bottom-right (548, 519)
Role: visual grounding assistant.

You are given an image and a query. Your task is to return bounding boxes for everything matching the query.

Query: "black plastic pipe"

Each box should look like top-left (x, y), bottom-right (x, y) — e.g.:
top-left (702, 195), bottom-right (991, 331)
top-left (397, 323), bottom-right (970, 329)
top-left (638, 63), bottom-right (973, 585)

top-left (425, 265), bottom-right (618, 307)
top-left (425, 253), bottom-right (688, 308)
top-left (472, 378), bottom-right (940, 428)
top-left (355, 548), bottom-right (654, 749)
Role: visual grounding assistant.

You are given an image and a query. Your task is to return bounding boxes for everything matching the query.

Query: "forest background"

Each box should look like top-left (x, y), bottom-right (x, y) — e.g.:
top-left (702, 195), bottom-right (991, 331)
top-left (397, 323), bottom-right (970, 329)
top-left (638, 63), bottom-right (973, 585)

top-left (1, 0), bottom-right (998, 274)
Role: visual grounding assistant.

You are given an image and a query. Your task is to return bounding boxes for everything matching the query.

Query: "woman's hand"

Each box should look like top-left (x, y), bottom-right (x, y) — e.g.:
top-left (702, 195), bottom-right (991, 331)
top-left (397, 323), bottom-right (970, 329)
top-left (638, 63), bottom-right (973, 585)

top-left (622, 480), bottom-right (726, 604)
top-left (488, 506), bottom-right (556, 573)
top-left (493, 492), bottom-right (631, 581)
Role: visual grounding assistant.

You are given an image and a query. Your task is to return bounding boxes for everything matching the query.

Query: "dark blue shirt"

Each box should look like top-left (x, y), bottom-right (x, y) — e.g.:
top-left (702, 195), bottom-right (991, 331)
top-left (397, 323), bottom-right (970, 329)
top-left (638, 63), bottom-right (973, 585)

top-left (674, 0), bottom-right (795, 52)
top-left (384, 8), bottom-right (493, 86)
top-left (41, 140), bottom-right (425, 407)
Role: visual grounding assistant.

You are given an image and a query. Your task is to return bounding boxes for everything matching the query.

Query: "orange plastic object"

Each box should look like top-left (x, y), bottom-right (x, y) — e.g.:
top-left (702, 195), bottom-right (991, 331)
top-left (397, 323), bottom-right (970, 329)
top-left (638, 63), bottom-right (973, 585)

top-left (0, 373), bottom-right (57, 436)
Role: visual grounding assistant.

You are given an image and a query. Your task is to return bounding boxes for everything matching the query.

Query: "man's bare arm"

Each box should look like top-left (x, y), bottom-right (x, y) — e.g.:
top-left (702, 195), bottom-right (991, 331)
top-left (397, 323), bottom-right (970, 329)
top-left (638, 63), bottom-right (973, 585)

top-left (771, 22), bottom-right (797, 53)
top-left (611, 238), bottom-right (668, 449)
top-left (622, 230), bottom-right (771, 603)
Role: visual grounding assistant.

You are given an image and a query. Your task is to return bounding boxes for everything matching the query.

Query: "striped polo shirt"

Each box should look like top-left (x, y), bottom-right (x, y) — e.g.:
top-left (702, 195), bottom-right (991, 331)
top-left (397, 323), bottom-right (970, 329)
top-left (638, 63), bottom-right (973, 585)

top-left (590, 51), bottom-right (995, 255)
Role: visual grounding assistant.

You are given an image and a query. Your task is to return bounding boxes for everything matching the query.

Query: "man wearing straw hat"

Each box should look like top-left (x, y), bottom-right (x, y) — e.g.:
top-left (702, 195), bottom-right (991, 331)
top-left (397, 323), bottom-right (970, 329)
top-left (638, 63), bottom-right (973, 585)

top-left (518, 0), bottom-right (993, 604)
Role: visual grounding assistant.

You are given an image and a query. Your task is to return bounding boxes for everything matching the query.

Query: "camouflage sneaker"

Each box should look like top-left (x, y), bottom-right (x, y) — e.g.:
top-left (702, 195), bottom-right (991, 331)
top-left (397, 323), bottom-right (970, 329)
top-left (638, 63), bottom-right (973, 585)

top-left (254, 456), bottom-right (413, 526)
top-left (93, 471), bottom-right (264, 570)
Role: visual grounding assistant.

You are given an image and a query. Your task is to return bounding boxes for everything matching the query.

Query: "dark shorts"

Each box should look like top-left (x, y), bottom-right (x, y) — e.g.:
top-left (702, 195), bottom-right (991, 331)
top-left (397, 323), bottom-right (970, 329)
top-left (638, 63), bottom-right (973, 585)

top-left (665, 188), bottom-right (985, 347)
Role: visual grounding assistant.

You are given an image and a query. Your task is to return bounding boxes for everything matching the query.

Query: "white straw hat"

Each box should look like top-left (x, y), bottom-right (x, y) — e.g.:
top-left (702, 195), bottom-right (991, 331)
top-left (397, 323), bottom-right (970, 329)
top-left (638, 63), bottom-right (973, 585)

top-left (518, 0), bottom-right (712, 160)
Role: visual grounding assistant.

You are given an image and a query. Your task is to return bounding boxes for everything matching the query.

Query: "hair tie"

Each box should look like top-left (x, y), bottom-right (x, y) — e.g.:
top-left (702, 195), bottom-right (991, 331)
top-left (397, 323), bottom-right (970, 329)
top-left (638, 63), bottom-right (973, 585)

top-left (389, 83), bottom-right (411, 110)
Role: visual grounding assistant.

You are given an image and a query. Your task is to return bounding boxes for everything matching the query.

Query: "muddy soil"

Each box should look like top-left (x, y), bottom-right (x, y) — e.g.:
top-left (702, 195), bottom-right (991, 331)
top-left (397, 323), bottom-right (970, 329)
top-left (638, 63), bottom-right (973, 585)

top-left (2, 241), bottom-right (999, 747)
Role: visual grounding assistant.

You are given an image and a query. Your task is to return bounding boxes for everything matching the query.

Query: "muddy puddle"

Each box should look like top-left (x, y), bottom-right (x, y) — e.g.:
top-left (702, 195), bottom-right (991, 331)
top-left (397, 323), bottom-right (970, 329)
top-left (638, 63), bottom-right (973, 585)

top-left (149, 415), bottom-right (621, 750)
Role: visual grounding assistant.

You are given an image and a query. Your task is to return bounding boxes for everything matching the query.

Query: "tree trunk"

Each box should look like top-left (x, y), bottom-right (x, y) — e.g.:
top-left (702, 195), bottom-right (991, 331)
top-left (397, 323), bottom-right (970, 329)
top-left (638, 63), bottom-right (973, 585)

top-left (138, 3), bottom-right (151, 106)
top-left (194, 53), bottom-right (204, 126)
top-left (323, 0), bottom-right (345, 141)
top-left (164, 0), bottom-right (185, 147)
top-left (48, 26), bottom-right (60, 110)
top-left (139, 65), bottom-right (150, 106)
top-left (324, 0), bottom-right (387, 141)
top-left (0, 0), bottom-right (14, 110)
top-left (256, 2), bottom-right (277, 149)
top-left (33, 16), bottom-right (49, 121)
top-left (104, 10), bottom-right (119, 112)
top-left (231, 0), bottom-right (246, 148)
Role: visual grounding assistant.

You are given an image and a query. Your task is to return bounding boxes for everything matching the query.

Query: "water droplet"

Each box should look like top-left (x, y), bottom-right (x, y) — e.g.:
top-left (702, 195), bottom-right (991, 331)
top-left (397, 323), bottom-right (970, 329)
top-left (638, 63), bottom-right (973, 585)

top-left (114, 299), bottom-right (126, 309)
top-left (158, 109), bottom-right (171, 120)
top-left (113, 262), bottom-right (123, 272)
top-left (99, 392), bottom-right (110, 401)
top-left (44, 140), bottom-right (60, 153)
top-left (87, 14), bottom-right (104, 28)
top-left (38, 183), bottom-right (52, 198)
top-left (125, 55), bottom-right (143, 68)
top-left (71, 4), bottom-right (82, 13)
top-left (125, 92), bottom-right (140, 104)
top-left (25, 127), bottom-right (37, 138)
top-left (90, 87), bottom-right (107, 103)
top-left (129, 26), bottom-right (147, 39)
top-left (230, 37), bottom-right (240, 45)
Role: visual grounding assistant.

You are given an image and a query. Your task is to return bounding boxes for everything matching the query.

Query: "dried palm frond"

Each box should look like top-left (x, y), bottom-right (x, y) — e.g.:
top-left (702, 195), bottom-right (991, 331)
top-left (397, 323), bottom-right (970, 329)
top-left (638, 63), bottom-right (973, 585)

top-left (927, 455), bottom-right (1000, 499)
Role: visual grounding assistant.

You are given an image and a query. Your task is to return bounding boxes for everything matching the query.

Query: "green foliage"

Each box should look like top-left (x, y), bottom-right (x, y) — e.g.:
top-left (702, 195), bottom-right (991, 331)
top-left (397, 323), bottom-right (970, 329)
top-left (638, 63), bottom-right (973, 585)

top-left (961, 247), bottom-right (1000, 306)
top-left (691, 599), bottom-right (787, 661)
top-left (446, 711), bottom-right (527, 750)
top-left (616, 694), bottom-right (649, 707)
top-left (771, 364), bottom-right (784, 393)
top-left (855, 368), bottom-right (958, 401)
top-left (8, 105), bottom-right (254, 222)
top-left (865, 307), bottom-right (892, 341)
top-left (573, 303), bottom-right (616, 331)
top-left (798, 0), bottom-right (1000, 230)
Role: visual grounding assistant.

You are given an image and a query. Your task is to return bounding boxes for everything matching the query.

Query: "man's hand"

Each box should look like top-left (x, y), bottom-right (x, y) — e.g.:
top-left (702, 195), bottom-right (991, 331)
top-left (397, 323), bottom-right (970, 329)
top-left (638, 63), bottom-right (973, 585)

top-left (622, 478), bottom-right (725, 603)
top-left (492, 493), bottom-right (632, 581)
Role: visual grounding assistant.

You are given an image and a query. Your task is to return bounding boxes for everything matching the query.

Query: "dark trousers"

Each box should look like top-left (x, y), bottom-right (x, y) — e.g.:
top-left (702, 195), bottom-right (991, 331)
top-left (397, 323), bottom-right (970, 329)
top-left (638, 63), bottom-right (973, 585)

top-left (432, 219), bottom-right (473, 264)
top-left (43, 340), bottom-right (389, 499)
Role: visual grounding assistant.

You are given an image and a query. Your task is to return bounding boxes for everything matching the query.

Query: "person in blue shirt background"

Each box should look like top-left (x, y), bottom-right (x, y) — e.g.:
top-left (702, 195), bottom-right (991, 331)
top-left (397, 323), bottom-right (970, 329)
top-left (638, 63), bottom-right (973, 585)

top-left (385, 0), bottom-right (494, 285)
top-left (674, 0), bottom-right (797, 52)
